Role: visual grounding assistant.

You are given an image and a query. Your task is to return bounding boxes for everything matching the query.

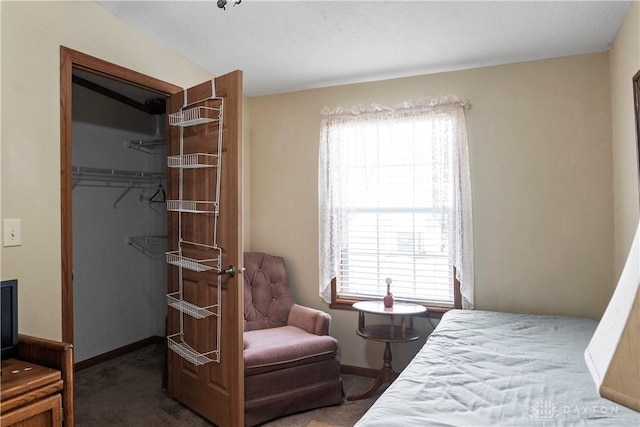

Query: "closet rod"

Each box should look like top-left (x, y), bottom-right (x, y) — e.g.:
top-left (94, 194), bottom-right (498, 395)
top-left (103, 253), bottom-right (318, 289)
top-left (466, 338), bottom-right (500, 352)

top-left (72, 166), bottom-right (164, 186)
top-left (72, 166), bottom-right (166, 208)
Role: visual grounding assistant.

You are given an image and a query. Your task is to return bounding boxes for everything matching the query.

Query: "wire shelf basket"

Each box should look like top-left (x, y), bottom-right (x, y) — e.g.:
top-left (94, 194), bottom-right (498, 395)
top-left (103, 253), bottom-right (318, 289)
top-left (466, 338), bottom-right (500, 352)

top-left (166, 251), bottom-right (220, 272)
top-left (167, 293), bottom-right (218, 319)
top-left (169, 107), bottom-right (221, 127)
top-left (166, 200), bottom-right (218, 214)
top-left (167, 153), bottom-right (219, 169)
top-left (167, 333), bottom-right (219, 365)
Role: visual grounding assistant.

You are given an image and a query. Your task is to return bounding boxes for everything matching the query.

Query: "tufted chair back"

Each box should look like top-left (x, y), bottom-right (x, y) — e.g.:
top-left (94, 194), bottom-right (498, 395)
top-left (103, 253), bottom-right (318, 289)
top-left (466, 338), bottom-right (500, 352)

top-left (244, 252), bottom-right (295, 332)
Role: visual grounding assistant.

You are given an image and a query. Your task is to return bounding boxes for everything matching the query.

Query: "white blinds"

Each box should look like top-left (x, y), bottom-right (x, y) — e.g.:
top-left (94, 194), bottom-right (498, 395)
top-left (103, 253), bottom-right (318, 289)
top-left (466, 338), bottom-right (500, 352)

top-left (339, 209), bottom-right (454, 304)
top-left (319, 98), bottom-right (474, 308)
top-left (336, 115), bottom-right (454, 304)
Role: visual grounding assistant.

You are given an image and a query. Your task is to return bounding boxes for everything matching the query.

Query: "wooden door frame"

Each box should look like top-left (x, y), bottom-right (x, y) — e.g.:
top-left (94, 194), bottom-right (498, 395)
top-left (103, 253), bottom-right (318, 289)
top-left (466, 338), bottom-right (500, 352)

top-left (60, 47), bottom-right (183, 344)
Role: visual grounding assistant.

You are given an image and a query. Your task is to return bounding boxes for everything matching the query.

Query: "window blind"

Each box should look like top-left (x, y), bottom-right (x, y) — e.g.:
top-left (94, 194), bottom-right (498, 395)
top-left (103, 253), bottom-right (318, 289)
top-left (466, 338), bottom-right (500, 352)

top-left (338, 210), bottom-right (453, 304)
top-left (334, 115), bottom-right (455, 306)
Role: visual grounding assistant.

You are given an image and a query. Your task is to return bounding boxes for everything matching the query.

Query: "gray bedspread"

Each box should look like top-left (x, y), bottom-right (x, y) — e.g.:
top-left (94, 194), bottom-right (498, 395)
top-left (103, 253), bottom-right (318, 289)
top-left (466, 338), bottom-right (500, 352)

top-left (355, 310), bottom-right (640, 426)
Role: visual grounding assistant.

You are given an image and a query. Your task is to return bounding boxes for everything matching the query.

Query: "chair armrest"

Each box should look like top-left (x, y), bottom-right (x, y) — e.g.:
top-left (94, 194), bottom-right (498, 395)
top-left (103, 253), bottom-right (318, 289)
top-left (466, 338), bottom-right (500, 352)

top-left (287, 304), bottom-right (331, 335)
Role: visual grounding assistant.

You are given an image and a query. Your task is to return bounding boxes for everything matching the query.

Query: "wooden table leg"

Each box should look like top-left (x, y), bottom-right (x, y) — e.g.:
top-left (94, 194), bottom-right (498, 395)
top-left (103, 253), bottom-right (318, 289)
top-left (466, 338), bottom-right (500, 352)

top-left (347, 342), bottom-right (397, 401)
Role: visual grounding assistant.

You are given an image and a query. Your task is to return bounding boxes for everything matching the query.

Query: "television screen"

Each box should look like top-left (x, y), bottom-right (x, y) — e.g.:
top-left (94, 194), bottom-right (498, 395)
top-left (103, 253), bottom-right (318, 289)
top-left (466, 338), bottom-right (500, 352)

top-left (1, 279), bottom-right (18, 360)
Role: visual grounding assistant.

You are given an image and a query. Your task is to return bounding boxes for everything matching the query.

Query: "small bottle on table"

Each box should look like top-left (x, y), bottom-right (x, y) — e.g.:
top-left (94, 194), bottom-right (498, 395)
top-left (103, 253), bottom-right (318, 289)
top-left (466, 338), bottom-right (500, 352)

top-left (383, 277), bottom-right (394, 307)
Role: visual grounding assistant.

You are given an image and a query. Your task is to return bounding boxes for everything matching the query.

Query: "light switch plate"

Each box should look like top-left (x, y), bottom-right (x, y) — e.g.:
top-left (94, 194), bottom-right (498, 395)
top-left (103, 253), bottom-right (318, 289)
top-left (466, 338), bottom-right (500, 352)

top-left (3, 219), bottom-right (21, 247)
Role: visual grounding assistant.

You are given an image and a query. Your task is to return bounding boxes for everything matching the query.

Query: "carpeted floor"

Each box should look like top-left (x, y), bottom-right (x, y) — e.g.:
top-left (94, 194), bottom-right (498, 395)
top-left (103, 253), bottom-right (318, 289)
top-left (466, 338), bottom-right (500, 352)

top-left (75, 343), bottom-right (384, 426)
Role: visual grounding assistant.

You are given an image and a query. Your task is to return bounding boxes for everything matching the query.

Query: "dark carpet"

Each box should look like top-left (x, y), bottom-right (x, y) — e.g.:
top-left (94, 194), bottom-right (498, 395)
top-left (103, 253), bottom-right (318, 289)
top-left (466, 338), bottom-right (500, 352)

top-left (75, 343), bottom-right (383, 426)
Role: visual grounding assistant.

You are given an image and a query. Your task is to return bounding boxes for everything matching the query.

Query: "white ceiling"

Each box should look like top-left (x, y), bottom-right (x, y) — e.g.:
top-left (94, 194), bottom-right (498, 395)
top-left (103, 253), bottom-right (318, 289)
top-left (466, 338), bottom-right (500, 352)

top-left (97, 1), bottom-right (632, 97)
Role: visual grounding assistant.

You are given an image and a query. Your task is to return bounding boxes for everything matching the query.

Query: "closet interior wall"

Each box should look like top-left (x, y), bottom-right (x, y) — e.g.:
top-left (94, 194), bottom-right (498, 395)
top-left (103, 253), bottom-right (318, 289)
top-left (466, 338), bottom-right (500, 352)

top-left (72, 79), bottom-right (167, 363)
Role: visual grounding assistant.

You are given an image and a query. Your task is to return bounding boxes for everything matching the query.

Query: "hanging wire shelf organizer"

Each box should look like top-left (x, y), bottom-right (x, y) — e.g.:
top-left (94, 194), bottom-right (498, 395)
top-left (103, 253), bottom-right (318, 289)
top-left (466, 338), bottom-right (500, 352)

top-left (168, 106), bottom-right (221, 127)
top-left (167, 333), bottom-right (219, 365)
top-left (166, 250), bottom-right (220, 272)
top-left (166, 200), bottom-right (219, 214)
top-left (167, 153), bottom-right (219, 169)
top-left (167, 292), bottom-right (218, 319)
top-left (166, 92), bottom-right (224, 366)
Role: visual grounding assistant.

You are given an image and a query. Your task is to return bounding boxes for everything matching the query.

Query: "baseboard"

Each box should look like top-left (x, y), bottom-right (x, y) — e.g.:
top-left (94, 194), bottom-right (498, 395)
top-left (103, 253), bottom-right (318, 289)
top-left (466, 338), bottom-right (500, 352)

top-left (340, 364), bottom-right (378, 378)
top-left (74, 335), bottom-right (164, 372)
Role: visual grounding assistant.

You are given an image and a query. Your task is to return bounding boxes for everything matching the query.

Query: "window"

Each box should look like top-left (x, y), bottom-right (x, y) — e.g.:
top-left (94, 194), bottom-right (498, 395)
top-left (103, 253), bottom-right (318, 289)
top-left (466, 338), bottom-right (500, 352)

top-left (319, 99), bottom-right (474, 309)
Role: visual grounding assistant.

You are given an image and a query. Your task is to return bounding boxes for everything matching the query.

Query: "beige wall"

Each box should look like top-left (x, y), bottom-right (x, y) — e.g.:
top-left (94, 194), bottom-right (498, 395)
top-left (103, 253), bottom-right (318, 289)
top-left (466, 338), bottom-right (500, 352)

top-left (611, 1), bottom-right (640, 280)
top-left (248, 53), bottom-right (613, 369)
top-left (0, 1), bottom-right (212, 340)
top-left (0, 0), bottom-right (629, 373)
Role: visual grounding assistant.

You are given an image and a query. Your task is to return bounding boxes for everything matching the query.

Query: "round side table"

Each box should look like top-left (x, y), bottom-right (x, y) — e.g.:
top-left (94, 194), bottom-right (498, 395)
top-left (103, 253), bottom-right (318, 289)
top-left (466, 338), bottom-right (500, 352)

top-left (347, 300), bottom-right (426, 401)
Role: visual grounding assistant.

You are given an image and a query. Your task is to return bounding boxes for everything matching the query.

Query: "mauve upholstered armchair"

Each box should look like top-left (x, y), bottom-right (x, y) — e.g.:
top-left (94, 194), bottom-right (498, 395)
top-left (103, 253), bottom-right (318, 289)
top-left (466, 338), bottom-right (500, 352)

top-left (243, 252), bottom-right (343, 426)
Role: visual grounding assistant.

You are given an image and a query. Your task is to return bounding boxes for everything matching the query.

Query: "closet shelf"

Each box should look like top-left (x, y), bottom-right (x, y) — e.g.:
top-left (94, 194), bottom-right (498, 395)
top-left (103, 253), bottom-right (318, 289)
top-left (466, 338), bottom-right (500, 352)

top-left (167, 200), bottom-right (219, 214)
top-left (167, 292), bottom-right (218, 319)
top-left (167, 153), bottom-right (219, 169)
top-left (167, 333), bottom-right (218, 365)
top-left (169, 106), bottom-right (221, 127)
top-left (126, 138), bottom-right (166, 153)
top-left (127, 236), bottom-right (167, 257)
top-left (73, 166), bottom-right (166, 208)
top-left (166, 251), bottom-right (220, 272)
top-left (72, 166), bottom-right (164, 187)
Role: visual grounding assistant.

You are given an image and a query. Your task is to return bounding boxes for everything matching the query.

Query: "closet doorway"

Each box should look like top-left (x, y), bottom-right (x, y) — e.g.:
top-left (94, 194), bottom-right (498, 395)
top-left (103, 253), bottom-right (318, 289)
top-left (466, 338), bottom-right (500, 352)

top-left (60, 48), bottom-right (181, 364)
top-left (60, 48), bottom-right (245, 426)
top-left (70, 68), bottom-right (169, 364)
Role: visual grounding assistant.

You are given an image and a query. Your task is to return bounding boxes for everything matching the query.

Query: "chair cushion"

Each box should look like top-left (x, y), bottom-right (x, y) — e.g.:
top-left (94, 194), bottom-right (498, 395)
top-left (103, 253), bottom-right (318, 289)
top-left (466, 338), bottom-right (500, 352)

top-left (244, 326), bottom-right (338, 376)
top-left (244, 252), bottom-right (295, 331)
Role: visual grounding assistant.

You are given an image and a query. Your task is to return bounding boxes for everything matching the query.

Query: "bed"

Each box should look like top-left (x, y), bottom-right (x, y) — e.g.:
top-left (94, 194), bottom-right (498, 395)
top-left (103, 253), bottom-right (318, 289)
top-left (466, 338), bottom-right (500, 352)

top-left (355, 310), bottom-right (640, 426)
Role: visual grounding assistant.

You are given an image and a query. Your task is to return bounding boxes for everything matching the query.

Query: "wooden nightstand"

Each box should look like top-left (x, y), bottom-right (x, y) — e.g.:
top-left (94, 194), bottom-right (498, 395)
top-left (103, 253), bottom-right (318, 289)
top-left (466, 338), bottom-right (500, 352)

top-left (347, 300), bottom-right (427, 401)
top-left (0, 359), bottom-right (63, 426)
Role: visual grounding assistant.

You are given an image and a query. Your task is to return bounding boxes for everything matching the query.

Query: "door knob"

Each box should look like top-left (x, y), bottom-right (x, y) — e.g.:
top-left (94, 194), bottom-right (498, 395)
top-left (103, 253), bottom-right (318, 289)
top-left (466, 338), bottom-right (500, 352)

top-left (218, 265), bottom-right (236, 277)
top-left (217, 265), bottom-right (246, 278)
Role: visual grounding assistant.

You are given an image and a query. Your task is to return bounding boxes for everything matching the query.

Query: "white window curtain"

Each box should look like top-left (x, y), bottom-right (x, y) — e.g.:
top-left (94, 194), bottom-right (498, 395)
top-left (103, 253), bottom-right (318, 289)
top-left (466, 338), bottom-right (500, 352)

top-left (318, 96), bottom-right (475, 309)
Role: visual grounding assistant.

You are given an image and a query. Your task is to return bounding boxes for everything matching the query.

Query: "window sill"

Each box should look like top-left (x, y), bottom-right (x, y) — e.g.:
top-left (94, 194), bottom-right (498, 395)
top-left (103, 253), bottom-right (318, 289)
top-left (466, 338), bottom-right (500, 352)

top-left (328, 268), bottom-right (462, 318)
top-left (329, 296), bottom-right (456, 319)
